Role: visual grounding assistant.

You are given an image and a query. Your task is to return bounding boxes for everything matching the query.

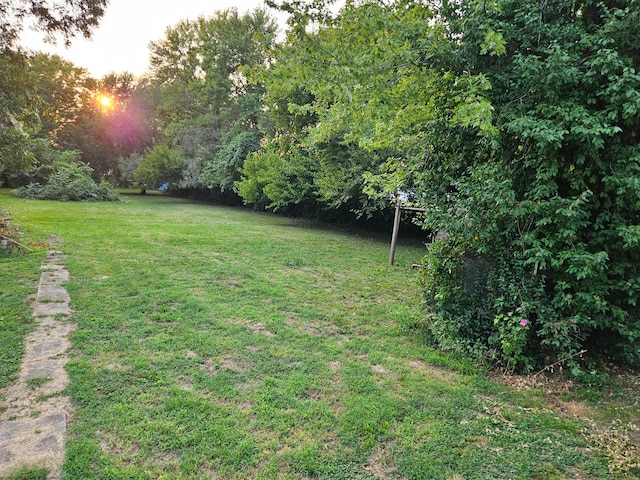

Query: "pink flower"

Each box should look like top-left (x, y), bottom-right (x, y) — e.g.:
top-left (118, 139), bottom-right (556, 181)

top-left (520, 318), bottom-right (528, 327)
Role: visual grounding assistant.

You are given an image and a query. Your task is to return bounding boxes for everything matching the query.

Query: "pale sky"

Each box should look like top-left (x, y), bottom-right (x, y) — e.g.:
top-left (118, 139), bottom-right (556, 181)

top-left (20, 0), bottom-right (288, 78)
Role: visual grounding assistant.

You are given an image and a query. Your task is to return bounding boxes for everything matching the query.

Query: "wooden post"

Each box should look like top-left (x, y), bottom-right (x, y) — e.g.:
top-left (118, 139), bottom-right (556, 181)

top-left (389, 198), bottom-right (402, 265)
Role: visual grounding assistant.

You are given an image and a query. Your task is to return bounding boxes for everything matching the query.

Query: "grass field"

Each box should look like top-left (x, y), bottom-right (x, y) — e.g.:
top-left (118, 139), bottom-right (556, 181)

top-left (1, 190), bottom-right (638, 479)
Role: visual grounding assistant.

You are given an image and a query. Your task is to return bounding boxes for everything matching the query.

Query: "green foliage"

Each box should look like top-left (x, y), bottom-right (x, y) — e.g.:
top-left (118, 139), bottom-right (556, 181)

top-left (237, 0), bottom-right (498, 220)
top-left (414, 0), bottom-right (640, 371)
top-left (16, 155), bottom-right (119, 201)
top-left (29, 54), bottom-right (95, 144)
top-left (1, 467), bottom-right (48, 480)
top-left (254, 0), bottom-right (640, 371)
top-left (19, 55), bottom-right (156, 183)
top-left (134, 144), bottom-right (185, 190)
top-left (0, 50), bottom-right (43, 186)
top-left (201, 129), bottom-right (262, 191)
top-left (1, 0), bottom-right (107, 50)
top-left (147, 8), bottom-right (278, 194)
top-left (0, 5), bottom-right (111, 188)
top-left (236, 136), bottom-right (316, 211)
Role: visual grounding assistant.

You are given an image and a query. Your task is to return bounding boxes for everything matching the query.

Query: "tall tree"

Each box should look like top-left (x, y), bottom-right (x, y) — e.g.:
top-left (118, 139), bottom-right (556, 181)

top-left (0, 0), bottom-right (107, 185)
top-left (0, 49), bottom-right (43, 186)
top-left (144, 8), bottom-right (278, 193)
top-left (30, 53), bottom-right (96, 145)
top-left (237, 0), bottom-right (492, 215)
top-left (0, 0), bottom-right (108, 50)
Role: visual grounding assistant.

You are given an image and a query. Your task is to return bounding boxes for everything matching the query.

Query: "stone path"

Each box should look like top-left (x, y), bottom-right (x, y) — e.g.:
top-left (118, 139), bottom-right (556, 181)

top-left (0, 248), bottom-right (75, 479)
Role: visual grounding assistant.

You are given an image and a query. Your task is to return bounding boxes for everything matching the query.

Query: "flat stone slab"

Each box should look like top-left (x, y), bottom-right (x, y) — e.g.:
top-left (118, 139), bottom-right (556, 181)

top-left (45, 251), bottom-right (67, 262)
top-left (34, 317), bottom-right (74, 331)
top-left (32, 302), bottom-right (71, 317)
top-left (40, 264), bottom-right (67, 274)
top-left (0, 246), bottom-right (74, 480)
top-left (22, 358), bottom-right (68, 381)
top-left (39, 270), bottom-right (70, 284)
top-left (0, 413), bottom-right (67, 479)
top-left (37, 284), bottom-right (71, 303)
top-left (25, 337), bottom-right (70, 360)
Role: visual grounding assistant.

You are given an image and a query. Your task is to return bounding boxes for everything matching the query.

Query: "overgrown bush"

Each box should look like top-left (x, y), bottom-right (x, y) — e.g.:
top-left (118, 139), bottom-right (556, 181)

top-left (417, 0), bottom-right (640, 374)
top-left (202, 129), bottom-right (262, 192)
top-left (0, 208), bottom-right (25, 256)
top-left (133, 144), bottom-right (185, 191)
top-left (16, 160), bottom-right (119, 201)
top-left (421, 236), bottom-right (558, 373)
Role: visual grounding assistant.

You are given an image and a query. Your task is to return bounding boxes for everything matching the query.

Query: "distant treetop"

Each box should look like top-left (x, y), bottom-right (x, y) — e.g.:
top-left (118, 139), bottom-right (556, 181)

top-left (0, 0), bottom-right (108, 50)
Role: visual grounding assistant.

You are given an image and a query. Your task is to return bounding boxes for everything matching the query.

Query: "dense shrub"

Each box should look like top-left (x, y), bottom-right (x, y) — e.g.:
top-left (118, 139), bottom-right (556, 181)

top-left (202, 129), bottom-right (262, 192)
top-left (133, 144), bottom-right (185, 191)
top-left (0, 208), bottom-right (24, 256)
top-left (16, 160), bottom-right (119, 201)
top-left (417, 1), bottom-right (640, 373)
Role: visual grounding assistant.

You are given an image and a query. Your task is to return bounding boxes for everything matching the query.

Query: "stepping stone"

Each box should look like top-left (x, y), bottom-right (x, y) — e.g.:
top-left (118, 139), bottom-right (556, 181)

top-left (21, 358), bottom-right (68, 389)
top-left (39, 271), bottom-right (70, 285)
top-left (25, 338), bottom-right (69, 360)
top-left (37, 284), bottom-right (70, 303)
top-left (32, 302), bottom-right (71, 317)
top-left (0, 246), bottom-right (74, 479)
top-left (0, 413), bottom-right (67, 479)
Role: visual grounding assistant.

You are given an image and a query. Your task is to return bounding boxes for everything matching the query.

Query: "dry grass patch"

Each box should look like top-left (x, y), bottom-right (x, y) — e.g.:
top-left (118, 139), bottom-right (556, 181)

top-left (584, 419), bottom-right (640, 477)
top-left (98, 430), bottom-right (140, 458)
top-left (227, 317), bottom-right (274, 336)
top-left (365, 441), bottom-right (403, 479)
top-left (201, 356), bottom-right (249, 374)
top-left (149, 450), bottom-right (181, 466)
top-left (492, 370), bottom-right (640, 478)
top-left (327, 360), bottom-right (341, 372)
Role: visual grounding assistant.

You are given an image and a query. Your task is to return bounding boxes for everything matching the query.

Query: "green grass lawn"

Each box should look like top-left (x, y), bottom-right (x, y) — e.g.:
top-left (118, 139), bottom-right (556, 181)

top-left (1, 190), bottom-right (637, 479)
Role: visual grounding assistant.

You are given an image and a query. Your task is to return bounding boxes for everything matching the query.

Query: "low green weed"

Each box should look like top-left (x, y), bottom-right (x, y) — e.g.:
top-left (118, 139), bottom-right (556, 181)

top-left (1, 467), bottom-right (49, 480)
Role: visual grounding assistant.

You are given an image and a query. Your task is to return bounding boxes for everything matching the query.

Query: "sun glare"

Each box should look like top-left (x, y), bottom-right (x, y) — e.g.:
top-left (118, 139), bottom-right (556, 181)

top-left (97, 94), bottom-right (115, 111)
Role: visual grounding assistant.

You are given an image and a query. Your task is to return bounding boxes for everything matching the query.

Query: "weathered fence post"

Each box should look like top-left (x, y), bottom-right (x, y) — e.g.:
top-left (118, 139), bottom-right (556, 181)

top-left (389, 198), bottom-right (402, 265)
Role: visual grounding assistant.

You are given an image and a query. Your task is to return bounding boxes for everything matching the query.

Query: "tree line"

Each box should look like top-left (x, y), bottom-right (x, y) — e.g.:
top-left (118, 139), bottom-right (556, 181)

top-left (2, 0), bottom-right (639, 373)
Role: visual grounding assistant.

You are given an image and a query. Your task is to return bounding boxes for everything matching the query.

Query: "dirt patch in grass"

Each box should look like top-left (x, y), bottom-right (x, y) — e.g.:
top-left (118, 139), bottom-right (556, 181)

top-left (327, 360), bottom-right (341, 372)
top-left (365, 441), bottom-right (403, 479)
top-left (221, 278), bottom-right (244, 289)
top-left (104, 363), bottom-right (130, 372)
top-left (219, 357), bottom-right (249, 372)
top-left (98, 430), bottom-right (140, 457)
top-left (202, 356), bottom-right (249, 374)
top-left (149, 450), bottom-right (181, 466)
top-left (285, 317), bottom-right (340, 336)
top-left (197, 461), bottom-right (221, 477)
top-left (227, 318), bottom-right (274, 336)
top-left (398, 357), bottom-right (464, 386)
top-left (178, 378), bottom-right (193, 390)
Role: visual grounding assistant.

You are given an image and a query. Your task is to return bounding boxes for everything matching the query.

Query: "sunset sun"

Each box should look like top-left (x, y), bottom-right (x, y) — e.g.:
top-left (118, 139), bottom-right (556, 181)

top-left (97, 94), bottom-right (115, 111)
